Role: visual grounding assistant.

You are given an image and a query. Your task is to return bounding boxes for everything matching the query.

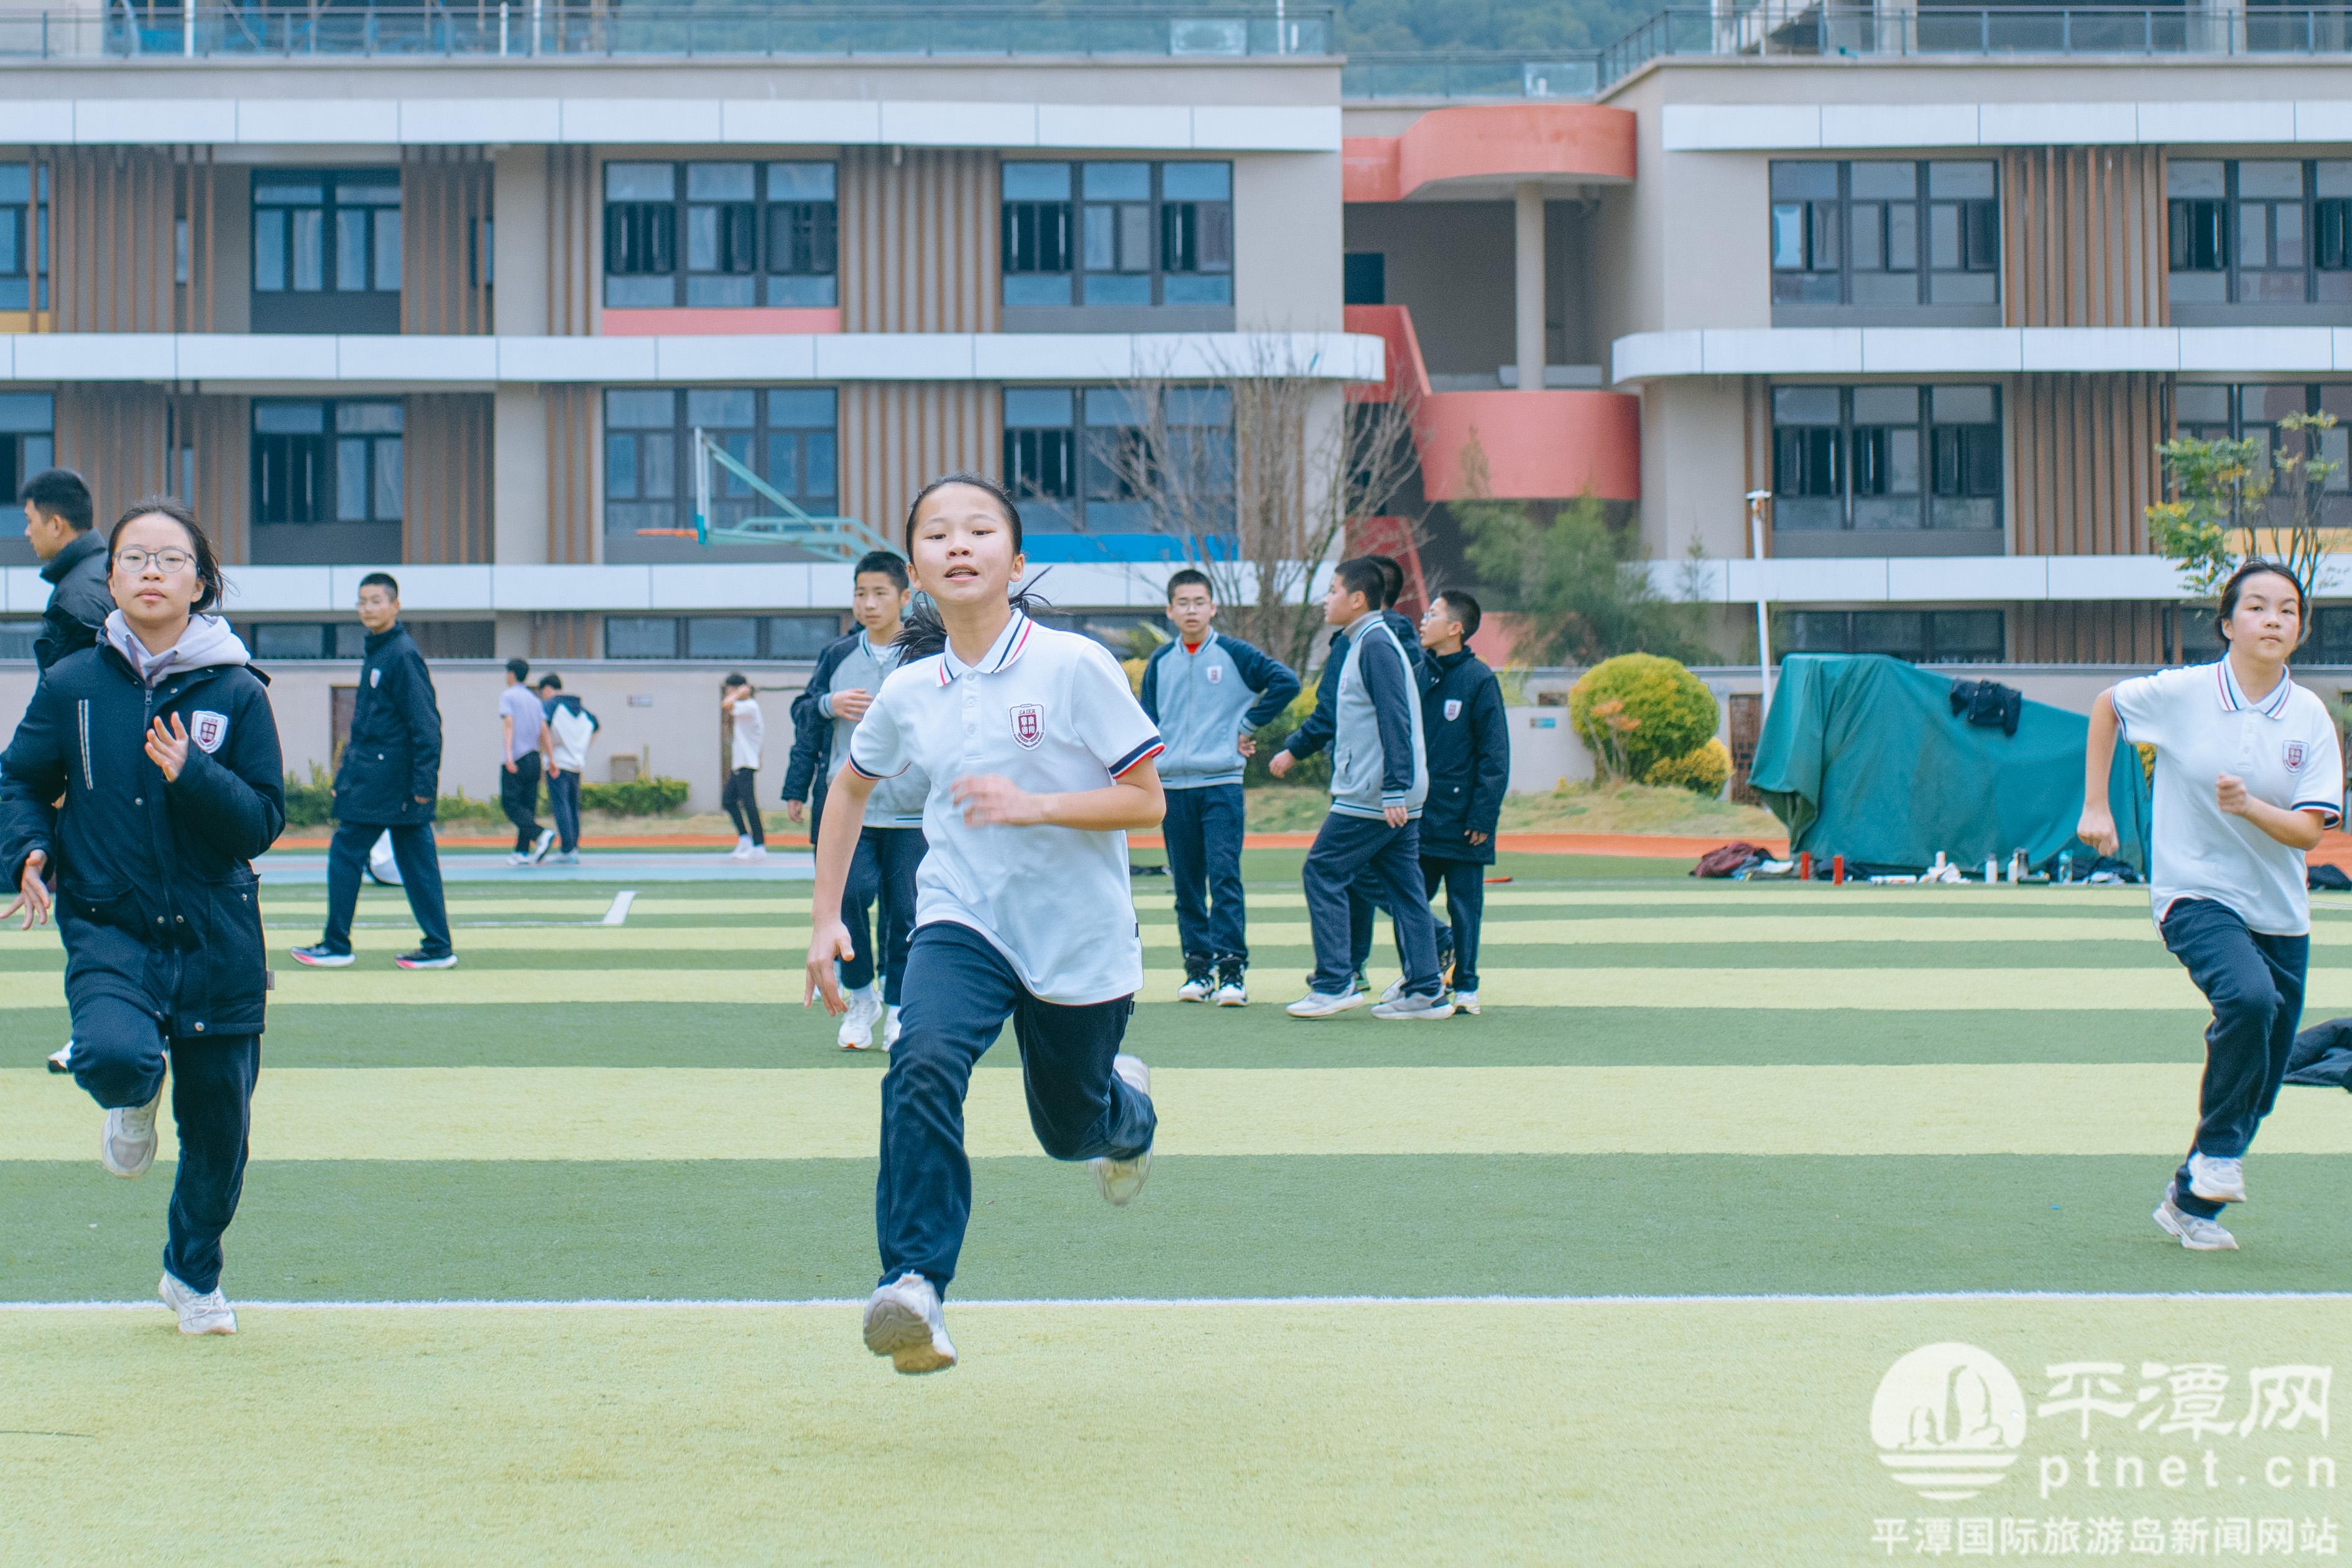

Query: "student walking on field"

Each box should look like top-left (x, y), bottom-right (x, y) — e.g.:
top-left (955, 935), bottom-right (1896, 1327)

top-left (1138, 568), bottom-right (1299, 1005)
top-left (293, 572), bottom-right (455, 971)
top-left (537, 673), bottom-right (596, 866)
top-left (499, 658), bottom-right (553, 866)
top-left (806, 474), bottom-right (1163, 1374)
top-left (2079, 558), bottom-right (2343, 1253)
top-left (721, 673), bottom-right (767, 862)
top-left (1414, 590), bottom-right (1510, 1015)
top-left (1, 500), bottom-right (286, 1334)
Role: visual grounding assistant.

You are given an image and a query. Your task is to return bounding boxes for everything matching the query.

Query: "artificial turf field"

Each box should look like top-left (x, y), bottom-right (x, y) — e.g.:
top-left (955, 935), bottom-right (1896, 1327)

top-left (4, 849), bottom-right (2350, 1564)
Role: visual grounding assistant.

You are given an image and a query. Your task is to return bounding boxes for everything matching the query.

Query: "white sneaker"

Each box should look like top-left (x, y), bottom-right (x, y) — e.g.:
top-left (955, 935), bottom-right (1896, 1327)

top-left (882, 1005), bottom-right (902, 1051)
top-left (505, 852), bottom-right (530, 867)
top-left (101, 1086), bottom-right (164, 1179)
top-left (2155, 1182), bottom-right (2239, 1251)
top-left (837, 987), bottom-right (883, 1051)
top-left (2188, 1151), bottom-right (2248, 1204)
top-left (1287, 989), bottom-right (1369, 1018)
top-left (1176, 971), bottom-right (1214, 1003)
top-left (732, 835), bottom-right (752, 856)
top-left (1089, 1054), bottom-right (1153, 1207)
top-left (1380, 977), bottom-right (1407, 1004)
top-left (1371, 991), bottom-right (1456, 1022)
top-left (47, 1039), bottom-right (72, 1073)
top-left (1213, 978), bottom-right (1248, 1007)
top-left (863, 1273), bottom-right (956, 1373)
top-left (530, 829), bottom-right (556, 864)
top-left (742, 844), bottom-right (767, 863)
top-left (159, 1271), bottom-right (236, 1335)
top-left (1451, 989), bottom-right (1480, 1016)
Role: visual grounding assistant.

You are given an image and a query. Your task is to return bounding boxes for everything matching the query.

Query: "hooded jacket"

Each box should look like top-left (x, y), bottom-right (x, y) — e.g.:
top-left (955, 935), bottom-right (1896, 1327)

top-left (1418, 647), bottom-right (1510, 864)
top-left (0, 613), bottom-right (286, 1038)
top-left (35, 528), bottom-right (113, 672)
top-left (331, 622), bottom-right (443, 825)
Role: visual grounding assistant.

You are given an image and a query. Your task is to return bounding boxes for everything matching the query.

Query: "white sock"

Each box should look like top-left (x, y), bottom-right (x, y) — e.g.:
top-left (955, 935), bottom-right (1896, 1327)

top-left (734, 835), bottom-right (751, 851)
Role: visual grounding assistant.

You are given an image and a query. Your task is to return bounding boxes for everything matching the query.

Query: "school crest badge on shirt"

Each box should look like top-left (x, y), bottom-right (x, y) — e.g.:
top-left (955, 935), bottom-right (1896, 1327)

top-left (1205, 665), bottom-right (1222, 684)
top-left (1010, 703), bottom-right (1045, 749)
top-left (1444, 698), bottom-right (1464, 721)
top-left (189, 711), bottom-right (228, 754)
top-left (370, 668), bottom-right (382, 688)
top-left (2285, 739), bottom-right (2308, 771)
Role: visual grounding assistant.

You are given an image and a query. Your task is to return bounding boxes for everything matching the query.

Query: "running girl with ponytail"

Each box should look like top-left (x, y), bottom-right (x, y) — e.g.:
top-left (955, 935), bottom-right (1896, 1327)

top-left (2079, 558), bottom-right (2343, 1252)
top-left (1, 499), bottom-right (285, 1333)
top-left (805, 473), bottom-right (1165, 1373)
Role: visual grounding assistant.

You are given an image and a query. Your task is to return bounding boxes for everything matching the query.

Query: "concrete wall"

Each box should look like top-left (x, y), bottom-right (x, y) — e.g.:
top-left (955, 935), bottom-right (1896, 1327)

top-left (1638, 376), bottom-right (1753, 562)
top-left (1235, 152), bottom-right (1345, 332)
top-left (1344, 201), bottom-right (1516, 376)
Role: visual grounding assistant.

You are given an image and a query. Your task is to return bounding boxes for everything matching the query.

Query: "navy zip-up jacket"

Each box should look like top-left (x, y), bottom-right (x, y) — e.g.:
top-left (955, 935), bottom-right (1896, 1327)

top-left (1137, 630), bottom-right (1299, 788)
top-left (331, 622), bottom-right (443, 826)
top-left (1281, 608), bottom-right (1431, 762)
top-left (0, 634), bottom-right (287, 1038)
top-left (1418, 647), bottom-right (1510, 863)
top-left (782, 630), bottom-right (860, 818)
top-left (35, 530), bottom-right (113, 672)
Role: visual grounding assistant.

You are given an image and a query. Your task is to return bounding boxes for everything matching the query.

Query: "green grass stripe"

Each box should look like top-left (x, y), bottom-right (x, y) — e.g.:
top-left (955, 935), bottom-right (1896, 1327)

top-left (14, 1156), bottom-right (2352, 1301)
top-left (12, 1063), bottom-right (2348, 1159)
top-left (10, 1298), bottom-right (2340, 1565)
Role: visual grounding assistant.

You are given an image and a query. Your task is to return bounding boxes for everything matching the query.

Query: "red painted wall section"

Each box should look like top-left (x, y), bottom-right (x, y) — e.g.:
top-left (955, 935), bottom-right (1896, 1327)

top-left (1342, 103), bottom-right (1637, 204)
top-left (601, 307), bottom-right (844, 336)
top-left (1345, 305), bottom-right (1640, 502)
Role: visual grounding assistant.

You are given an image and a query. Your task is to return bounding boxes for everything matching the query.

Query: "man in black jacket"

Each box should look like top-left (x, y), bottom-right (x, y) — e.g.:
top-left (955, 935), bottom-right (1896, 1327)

top-left (21, 469), bottom-right (110, 672)
top-left (292, 573), bottom-right (455, 969)
top-left (1416, 590), bottom-right (1510, 1014)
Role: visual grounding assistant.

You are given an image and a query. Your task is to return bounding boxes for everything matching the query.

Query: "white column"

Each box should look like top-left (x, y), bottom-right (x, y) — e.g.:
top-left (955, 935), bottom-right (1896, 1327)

top-left (1514, 181), bottom-right (1546, 392)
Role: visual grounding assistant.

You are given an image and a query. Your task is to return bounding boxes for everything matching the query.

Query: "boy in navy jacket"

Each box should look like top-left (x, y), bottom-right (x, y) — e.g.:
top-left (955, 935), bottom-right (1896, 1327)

top-left (1416, 589), bottom-right (1509, 1014)
top-left (1137, 568), bottom-right (1299, 1004)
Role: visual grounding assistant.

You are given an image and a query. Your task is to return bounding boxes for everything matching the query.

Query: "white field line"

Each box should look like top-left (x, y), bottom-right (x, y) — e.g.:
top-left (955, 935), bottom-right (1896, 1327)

top-left (602, 890), bottom-right (637, 926)
top-left (9, 1291), bottom-right (2352, 1312)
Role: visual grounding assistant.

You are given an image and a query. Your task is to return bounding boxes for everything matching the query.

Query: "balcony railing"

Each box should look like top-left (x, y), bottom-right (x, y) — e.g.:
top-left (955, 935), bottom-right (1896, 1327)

top-left (1, 2), bottom-right (1332, 60)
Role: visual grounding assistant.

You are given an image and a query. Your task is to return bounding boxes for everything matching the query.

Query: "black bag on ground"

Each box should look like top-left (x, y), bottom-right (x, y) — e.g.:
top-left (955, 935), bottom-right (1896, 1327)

top-left (1691, 842), bottom-right (1768, 878)
top-left (2310, 863), bottom-right (2352, 891)
top-left (2285, 1017), bottom-right (2352, 1091)
top-left (1949, 678), bottom-right (2023, 738)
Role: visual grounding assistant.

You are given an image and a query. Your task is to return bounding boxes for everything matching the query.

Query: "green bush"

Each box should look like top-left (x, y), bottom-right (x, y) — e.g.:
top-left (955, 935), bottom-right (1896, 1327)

top-left (1644, 738), bottom-right (1730, 796)
top-left (282, 763), bottom-right (334, 828)
top-left (1243, 686), bottom-right (1330, 790)
top-left (1568, 653), bottom-right (1718, 781)
top-left (581, 776), bottom-right (689, 816)
top-left (436, 790), bottom-right (500, 824)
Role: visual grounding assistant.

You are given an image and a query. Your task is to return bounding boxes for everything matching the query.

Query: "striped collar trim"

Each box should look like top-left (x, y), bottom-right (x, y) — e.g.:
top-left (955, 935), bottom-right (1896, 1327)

top-left (938, 609), bottom-right (1033, 685)
top-left (2215, 658), bottom-right (2297, 719)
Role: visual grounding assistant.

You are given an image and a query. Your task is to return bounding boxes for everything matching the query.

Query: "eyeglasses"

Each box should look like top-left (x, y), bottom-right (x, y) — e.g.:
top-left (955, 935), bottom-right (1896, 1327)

top-left (114, 548), bottom-right (195, 575)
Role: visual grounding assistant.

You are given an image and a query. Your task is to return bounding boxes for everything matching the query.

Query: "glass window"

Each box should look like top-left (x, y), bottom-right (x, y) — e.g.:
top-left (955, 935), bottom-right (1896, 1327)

top-left (0, 160), bottom-right (48, 312)
top-left (605, 617), bottom-right (680, 659)
top-left (606, 614), bottom-right (846, 660)
top-left (1771, 160), bottom-right (1999, 310)
top-left (1003, 385), bottom-right (1233, 551)
top-left (2172, 384), bottom-right (2352, 528)
top-left (1002, 161), bottom-right (1232, 311)
top-left (604, 160), bottom-right (839, 310)
top-left (603, 387), bottom-right (838, 545)
top-left (252, 399), bottom-right (402, 527)
top-left (252, 171), bottom-right (400, 299)
top-left (764, 615), bottom-right (839, 658)
top-left (2171, 160), bottom-right (2352, 307)
top-left (1772, 385), bottom-right (2003, 535)
top-left (1783, 609), bottom-right (2004, 665)
top-left (0, 391), bottom-right (52, 535)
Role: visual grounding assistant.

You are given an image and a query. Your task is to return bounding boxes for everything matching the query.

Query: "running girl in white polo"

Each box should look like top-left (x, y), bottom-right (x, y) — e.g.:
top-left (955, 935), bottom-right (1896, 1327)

top-left (805, 472), bottom-right (1164, 1374)
top-left (2079, 558), bottom-right (2343, 1253)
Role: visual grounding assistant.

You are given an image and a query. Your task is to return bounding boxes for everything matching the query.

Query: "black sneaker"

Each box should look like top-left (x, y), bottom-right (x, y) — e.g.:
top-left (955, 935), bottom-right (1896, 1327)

top-left (1212, 959), bottom-right (1248, 1007)
top-left (395, 950), bottom-right (458, 971)
top-left (1176, 961), bottom-right (1214, 1003)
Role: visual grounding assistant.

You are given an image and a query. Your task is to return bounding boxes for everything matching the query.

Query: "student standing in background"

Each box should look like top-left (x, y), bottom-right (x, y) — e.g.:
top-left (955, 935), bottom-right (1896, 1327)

top-left (721, 673), bottom-right (767, 863)
top-left (499, 658), bottom-right (553, 867)
top-left (21, 469), bottom-right (110, 673)
top-left (537, 673), bottom-right (596, 867)
top-left (1415, 590), bottom-right (1510, 1016)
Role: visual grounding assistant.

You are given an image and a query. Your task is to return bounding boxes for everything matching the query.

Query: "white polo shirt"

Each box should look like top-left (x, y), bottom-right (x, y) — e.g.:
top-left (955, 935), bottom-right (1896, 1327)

top-left (2111, 659), bottom-right (2344, 936)
top-left (847, 609), bottom-right (1164, 1005)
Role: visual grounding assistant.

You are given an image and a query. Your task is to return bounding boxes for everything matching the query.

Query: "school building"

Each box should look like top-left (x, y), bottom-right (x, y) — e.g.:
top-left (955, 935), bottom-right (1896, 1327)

top-left (4, 3), bottom-right (2351, 796)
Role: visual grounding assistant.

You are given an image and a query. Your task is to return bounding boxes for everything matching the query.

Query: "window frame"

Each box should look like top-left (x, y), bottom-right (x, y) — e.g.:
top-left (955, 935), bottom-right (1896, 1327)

top-left (2169, 159), bottom-right (2352, 311)
top-left (1782, 608), bottom-right (2007, 665)
top-left (0, 390), bottom-right (54, 558)
top-left (1769, 159), bottom-right (2001, 320)
top-left (251, 169), bottom-right (402, 298)
top-left (0, 160), bottom-right (48, 313)
top-left (602, 614), bottom-right (844, 660)
top-left (250, 398), bottom-right (405, 530)
top-left (999, 160), bottom-right (1234, 311)
top-left (601, 160), bottom-right (839, 310)
top-left (1001, 384), bottom-right (1234, 552)
top-left (601, 386), bottom-right (841, 548)
top-left (1770, 384), bottom-right (2004, 537)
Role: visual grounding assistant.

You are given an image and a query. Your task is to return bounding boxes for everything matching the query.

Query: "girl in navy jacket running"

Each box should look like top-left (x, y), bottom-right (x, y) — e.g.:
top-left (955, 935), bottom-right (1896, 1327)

top-left (2, 499), bottom-right (287, 1335)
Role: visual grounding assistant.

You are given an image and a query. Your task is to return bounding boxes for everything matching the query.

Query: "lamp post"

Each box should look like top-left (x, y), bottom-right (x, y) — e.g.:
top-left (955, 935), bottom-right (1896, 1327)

top-left (1745, 488), bottom-right (1774, 714)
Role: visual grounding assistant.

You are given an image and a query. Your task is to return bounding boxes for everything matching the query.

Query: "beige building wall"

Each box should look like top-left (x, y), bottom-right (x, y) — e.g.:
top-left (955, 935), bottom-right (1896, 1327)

top-left (1235, 152), bottom-right (1343, 332)
top-left (1638, 377), bottom-right (1751, 564)
top-left (491, 147), bottom-right (547, 337)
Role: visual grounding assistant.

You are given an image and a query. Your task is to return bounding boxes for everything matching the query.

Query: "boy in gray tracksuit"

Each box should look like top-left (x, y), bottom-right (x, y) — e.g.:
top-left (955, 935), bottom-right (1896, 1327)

top-left (1286, 556), bottom-right (1450, 1021)
top-left (1137, 568), bottom-right (1300, 1005)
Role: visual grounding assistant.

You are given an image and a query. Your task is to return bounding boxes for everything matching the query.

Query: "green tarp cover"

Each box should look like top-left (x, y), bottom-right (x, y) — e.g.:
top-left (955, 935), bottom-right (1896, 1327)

top-left (1748, 653), bottom-right (2154, 875)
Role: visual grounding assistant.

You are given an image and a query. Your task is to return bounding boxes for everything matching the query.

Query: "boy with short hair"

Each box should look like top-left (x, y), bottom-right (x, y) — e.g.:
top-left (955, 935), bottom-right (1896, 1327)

top-left (1286, 556), bottom-right (1451, 1022)
top-left (1138, 568), bottom-right (1299, 1004)
top-left (1416, 589), bottom-right (1510, 1015)
top-left (719, 673), bottom-right (767, 862)
top-left (784, 551), bottom-right (928, 1049)
top-left (537, 673), bottom-right (597, 866)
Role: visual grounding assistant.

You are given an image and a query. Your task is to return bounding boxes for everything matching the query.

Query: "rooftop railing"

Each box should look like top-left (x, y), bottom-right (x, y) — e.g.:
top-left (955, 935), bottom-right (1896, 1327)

top-left (1, 2), bottom-right (1332, 60)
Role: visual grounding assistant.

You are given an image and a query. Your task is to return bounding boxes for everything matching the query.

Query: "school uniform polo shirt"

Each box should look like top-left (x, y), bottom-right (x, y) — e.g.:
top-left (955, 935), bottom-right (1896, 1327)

top-left (848, 610), bottom-right (1164, 1005)
top-left (2112, 659), bottom-right (2344, 936)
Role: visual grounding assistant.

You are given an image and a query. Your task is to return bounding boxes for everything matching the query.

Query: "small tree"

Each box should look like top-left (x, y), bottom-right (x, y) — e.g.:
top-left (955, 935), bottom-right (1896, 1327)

top-left (2149, 410), bottom-right (2340, 598)
top-left (1109, 338), bottom-right (1424, 676)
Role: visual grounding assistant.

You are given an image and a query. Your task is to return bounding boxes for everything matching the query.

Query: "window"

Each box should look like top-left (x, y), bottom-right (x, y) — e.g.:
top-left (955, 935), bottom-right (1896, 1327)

top-left (244, 622), bottom-right (369, 660)
top-left (2170, 160), bottom-right (2352, 313)
top-left (252, 170), bottom-right (400, 332)
top-left (603, 161), bottom-right (837, 309)
top-left (0, 620), bottom-right (39, 660)
top-left (2169, 382), bottom-right (2352, 528)
top-left (1002, 385), bottom-right (1234, 560)
top-left (0, 161), bottom-right (48, 312)
top-left (1771, 385), bottom-right (2003, 535)
top-left (0, 392), bottom-right (55, 548)
top-left (602, 387), bottom-right (839, 548)
top-left (1344, 252), bottom-right (1386, 305)
top-left (1770, 160), bottom-right (1999, 315)
top-left (603, 614), bottom-right (841, 660)
top-left (250, 400), bottom-right (403, 563)
top-left (1000, 161), bottom-right (1232, 311)
top-left (1785, 610), bottom-right (2005, 665)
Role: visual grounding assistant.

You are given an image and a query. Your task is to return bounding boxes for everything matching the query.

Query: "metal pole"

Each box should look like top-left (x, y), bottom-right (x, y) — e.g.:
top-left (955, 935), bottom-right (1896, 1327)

top-left (499, 1), bottom-right (507, 55)
top-left (183, 0), bottom-right (195, 57)
top-left (694, 427), bottom-right (709, 542)
top-left (1746, 488), bottom-right (1775, 714)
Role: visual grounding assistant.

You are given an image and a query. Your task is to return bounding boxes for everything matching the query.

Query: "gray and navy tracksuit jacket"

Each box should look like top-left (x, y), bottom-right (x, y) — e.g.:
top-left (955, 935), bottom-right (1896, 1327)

top-left (1281, 608), bottom-right (1430, 763)
top-left (1136, 632), bottom-right (1300, 789)
top-left (783, 628), bottom-right (928, 842)
top-left (1328, 611), bottom-right (1427, 821)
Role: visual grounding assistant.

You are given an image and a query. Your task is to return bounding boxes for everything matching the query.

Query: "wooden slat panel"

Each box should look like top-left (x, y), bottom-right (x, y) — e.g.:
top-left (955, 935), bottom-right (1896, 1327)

top-left (53, 386), bottom-right (169, 528)
top-left (837, 382), bottom-right (998, 538)
top-left (545, 146), bottom-right (594, 336)
top-left (543, 385), bottom-right (597, 563)
top-left (402, 394), bottom-right (496, 565)
top-left (44, 147), bottom-right (178, 333)
top-left (165, 394), bottom-right (251, 563)
top-left (402, 150), bottom-right (493, 336)
top-left (2011, 373), bottom-right (2165, 557)
top-left (2001, 146), bottom-right (2165, 330)
top-left (529, 611), bottom-right (594, 660)
top-left (839, 149), bottom-right (998, 333)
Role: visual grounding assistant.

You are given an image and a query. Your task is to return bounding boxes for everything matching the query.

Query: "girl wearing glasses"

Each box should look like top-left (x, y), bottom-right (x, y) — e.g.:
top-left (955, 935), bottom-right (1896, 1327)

top-left (1, 499), bottom-right (286, 1335)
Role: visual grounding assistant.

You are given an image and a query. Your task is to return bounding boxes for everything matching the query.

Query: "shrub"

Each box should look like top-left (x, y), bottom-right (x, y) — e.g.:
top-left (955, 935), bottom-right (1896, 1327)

top-left (1568, 653), bottom-right (1718, 781)
top-left (1243, 686), bottom-right (1330, 790)
top-left (282, 763), bottom-right (334, 828)
top-left (1644, 738), bottom-right (1730, 796)
top-left (581, 776), bottom-right (689, 816)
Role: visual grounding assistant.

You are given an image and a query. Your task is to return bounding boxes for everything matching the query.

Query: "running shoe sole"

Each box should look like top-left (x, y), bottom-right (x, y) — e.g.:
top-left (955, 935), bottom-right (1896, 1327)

top-left (395, 956), bottom-right (459, 970)
top-left (290, 949), bottom-right (355, 968)
top-left (862, 1300), bottom-right (956, 1374)
top-left (2154, 1199), bottom-right (2238, 1251)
